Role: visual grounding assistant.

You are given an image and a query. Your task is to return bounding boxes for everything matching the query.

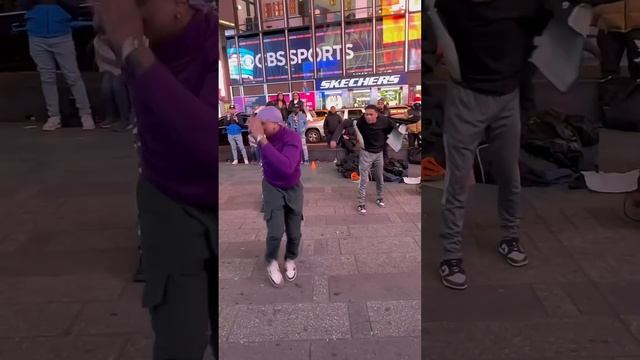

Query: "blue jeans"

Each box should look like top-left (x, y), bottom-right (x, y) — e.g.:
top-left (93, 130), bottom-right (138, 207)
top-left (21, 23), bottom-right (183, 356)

top-left (251, 145), bottom-right (261, 163)
top-left (228, 134), bottom-right (248, 162)
top-left (28, 35), bottom-right (92, 118)
top-left (100, 71), bottom-right (130, 123)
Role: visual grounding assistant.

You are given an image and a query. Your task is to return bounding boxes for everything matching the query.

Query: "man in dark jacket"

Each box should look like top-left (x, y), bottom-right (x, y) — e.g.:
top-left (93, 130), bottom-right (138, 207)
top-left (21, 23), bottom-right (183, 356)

top-left (323, 106), bottom-right (343, 161)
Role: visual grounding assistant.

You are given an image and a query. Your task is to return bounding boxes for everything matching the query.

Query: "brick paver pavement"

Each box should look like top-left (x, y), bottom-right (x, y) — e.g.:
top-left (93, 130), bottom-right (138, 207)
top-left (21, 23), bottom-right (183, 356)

top-left (218, 161), bottom-right (422, 359)
top-left (422, 129), bottom-right (640, 360)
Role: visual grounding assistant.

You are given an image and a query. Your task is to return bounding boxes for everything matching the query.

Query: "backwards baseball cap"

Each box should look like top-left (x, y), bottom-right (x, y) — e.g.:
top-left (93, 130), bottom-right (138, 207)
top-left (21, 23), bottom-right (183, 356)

top-left (255, 106), bottom-right (285, 125)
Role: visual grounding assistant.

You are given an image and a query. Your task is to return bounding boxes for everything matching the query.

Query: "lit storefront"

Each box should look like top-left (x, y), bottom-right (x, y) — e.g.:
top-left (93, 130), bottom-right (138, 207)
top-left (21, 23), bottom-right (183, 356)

top-left (221, 0), bottom-right (421, 114)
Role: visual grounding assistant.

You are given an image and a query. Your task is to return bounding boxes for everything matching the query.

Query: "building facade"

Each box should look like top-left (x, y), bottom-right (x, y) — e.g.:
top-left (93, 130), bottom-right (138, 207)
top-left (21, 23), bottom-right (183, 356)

top-left (220, 0), bottom-right (421, 114)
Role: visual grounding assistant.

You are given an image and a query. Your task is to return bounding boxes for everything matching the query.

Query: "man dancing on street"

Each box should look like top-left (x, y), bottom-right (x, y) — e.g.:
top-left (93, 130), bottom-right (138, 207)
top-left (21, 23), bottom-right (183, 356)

top-left (331, 104), bottom-right (396, 214)
top-left (249, 106), bottom-right (304, 288)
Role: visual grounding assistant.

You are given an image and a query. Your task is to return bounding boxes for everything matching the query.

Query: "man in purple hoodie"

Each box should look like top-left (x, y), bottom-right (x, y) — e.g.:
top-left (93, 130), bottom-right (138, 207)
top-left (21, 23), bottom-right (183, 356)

top-left (96, 0), bottom-right (218, 358)
top-left (248, 106), bottom-right (304, 288)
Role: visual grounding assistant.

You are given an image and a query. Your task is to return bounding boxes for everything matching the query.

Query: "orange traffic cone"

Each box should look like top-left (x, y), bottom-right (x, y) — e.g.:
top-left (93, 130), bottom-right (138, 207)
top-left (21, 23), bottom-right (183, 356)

top-left (351, 172), bottom-right (360, 182)
top-left (310, 160), bottom-right (318, 170)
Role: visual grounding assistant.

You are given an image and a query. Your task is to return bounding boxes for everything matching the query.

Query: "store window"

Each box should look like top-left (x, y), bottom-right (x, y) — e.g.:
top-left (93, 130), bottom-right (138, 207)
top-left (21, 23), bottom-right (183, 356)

top-left (408, 12), bottom-right (421, 71)
top-left (315, 24), bottom-right (343, 78)
top-left (314, 0), bottom-right (341, 25)
top-left (375, 15), bottom-right (405, 73)
top-left (376, 0), bottom-right (405, 16)
top-left (344, 0), bottom-right (372, 20)
top-left (237, 36), bottom-right (264, 83)
top-left (288, 0), bottom-right (312, 27)
top-left (263, 32), bottom-right (289, 82)
top-left (345, 20), bottom-right (373, 75)
top-left (226, 37), bottom-right (241, 85)
top-left (236, 0), bottom-right (260, 33)
top-left (288, 29), bottom-right (314, 80)
top-left (261, 0), bottom-right (286, 30)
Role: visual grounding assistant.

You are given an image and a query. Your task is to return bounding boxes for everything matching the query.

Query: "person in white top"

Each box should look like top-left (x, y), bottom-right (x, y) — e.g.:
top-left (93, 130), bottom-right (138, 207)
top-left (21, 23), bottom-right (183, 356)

top-left (94, 14), bottom-right (131, 131)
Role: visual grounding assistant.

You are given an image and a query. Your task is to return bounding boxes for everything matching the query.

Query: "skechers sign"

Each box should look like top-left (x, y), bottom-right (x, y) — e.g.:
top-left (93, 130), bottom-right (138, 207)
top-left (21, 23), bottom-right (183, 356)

top-left (317, 74), bottom-right (406, 90)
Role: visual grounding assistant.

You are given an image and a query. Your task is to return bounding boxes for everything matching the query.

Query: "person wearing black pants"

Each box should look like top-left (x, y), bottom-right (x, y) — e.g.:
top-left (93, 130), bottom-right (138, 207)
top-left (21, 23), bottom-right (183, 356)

top-left (595, 0), bottom-right (640, 80)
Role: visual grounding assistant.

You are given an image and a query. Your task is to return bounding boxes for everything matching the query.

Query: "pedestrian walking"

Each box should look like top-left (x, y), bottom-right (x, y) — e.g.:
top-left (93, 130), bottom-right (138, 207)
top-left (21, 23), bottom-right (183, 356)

top-left (323, 106), bottom-right (343, 162)
top-left (95, 0), bottom-right (219, 358)
top-left (225, 105), bottom-right (249, 164)
top-left (331, 104), bottom-right (396, 215)
top-left (19, 0), bottom-right (95, 131)
top-left (287, 103), bottom-right (310, 164)
top-left (248, 106), bottom-right (304, 288)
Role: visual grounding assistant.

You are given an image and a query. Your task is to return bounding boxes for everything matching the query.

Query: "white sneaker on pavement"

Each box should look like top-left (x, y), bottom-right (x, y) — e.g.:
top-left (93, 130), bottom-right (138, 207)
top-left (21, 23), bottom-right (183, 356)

top-left (81, 115), bottom-right (95, 130)
top-left (244, 159), bottom-right (249, 164)
top-left (42, 117), bottom-right (61, 131)
top-left (267, 260), bottom-right (283, 287)
top-left (232, 160), bottom-right (238, 165)
top-left (285, 259), bottom-right (297, 281)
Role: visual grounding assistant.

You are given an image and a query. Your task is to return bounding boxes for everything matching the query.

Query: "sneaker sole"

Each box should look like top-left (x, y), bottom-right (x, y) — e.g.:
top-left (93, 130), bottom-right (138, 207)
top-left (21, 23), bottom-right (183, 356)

top-left (504, 257), bottom-right (529, 267)
top-left (286, 272), bottom-right (297, 282)
top-left (267, 273), bottom-right (282, 288)
top-left (441, 277), bottom-right (468, 290)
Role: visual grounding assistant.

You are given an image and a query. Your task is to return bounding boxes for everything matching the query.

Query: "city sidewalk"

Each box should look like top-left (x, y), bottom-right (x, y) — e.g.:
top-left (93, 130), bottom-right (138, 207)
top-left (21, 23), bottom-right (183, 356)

top-left (422, 129), bottom-right (640, 360)
top-left (219, 161), bottom-right (422, 359)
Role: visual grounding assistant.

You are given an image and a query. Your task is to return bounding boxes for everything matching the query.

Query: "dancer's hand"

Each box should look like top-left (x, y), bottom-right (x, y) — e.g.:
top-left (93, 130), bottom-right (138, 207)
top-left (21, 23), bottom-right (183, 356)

top-left (248, 117), bottom-right (264, 138)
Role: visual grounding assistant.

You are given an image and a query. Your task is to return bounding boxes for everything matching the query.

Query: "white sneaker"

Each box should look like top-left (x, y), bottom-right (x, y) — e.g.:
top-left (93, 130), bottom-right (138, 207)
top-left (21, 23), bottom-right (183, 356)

top-left (267, 260), bottom-right (283, 287)
top-left (244, 159), bottom-right (249, 164)
top-left (81, 115), bottom-right (95, 130)
top-left (232, 160), bottom-right (238, 165)
top-left (42, 117), bottom-right (61, 131)
top-left (285, 259), bottom-right (297, 281)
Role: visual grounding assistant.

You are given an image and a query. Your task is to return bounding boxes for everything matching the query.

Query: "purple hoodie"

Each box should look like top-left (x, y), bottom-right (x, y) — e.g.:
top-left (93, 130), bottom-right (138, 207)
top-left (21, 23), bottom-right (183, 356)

top-left (129, 10), bottom-right (218, 209)
top-left (261, 126), bottom-right (302, 189)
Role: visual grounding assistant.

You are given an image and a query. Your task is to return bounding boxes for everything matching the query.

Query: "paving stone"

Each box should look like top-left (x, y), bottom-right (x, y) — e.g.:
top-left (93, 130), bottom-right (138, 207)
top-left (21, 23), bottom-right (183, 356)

top-left (31, 228), bottom-right (138, 251)
top-left (348, 224), bottom-right (420, 238)
top-left (423, 284), bottom-right (547, 322)
top-left (422, 318), bottom-right (640, 359)
top-left (220, 229), bottom-right (260, 243)
top-left (0, 302), bottom-right (82, 337)
top-left (118, 336), bottom-right (153, 360)
top-left (356, 253), bottom-right (421, 274)
top-left (220, 340), bottom-right (310, 359)
top-left (0, 336), bottom-right (126, 360)
top-left (322, 214), bottom-right (392, 226)
top-left (594, 283), bottom-right (640, 316)
top-left (330, 273), bottom-right (420, 302)
top-left (220, 258), bottom-right (256, 280)
top-left (533, 284), bottom-right (581, 317)
top-left (368, 300), bottom-right (421, 337)
top-left (0, 275), bottom-right (125, 303)
top-left (297, 255), bottom-right (358, 276)
top-left (348, 302), bottom-right (373, 338)
top-left (339, 237), bottom-right (420, 255)
top-left (312, 238), bottom-right (341, 256)
top-left (71, 301), bottom-right (152, 335)
top-left (227, 303), bottom-right (350, 342)
top-left (220, 241), bottom-right (264, 259)
top-left (310, 337), bottom-right (420, 360)
top-left (313, 276), bottom-right (329, 303)
top-left (220, 276), bottom-right (314, 305)
top-left (219, 305), bottom-right (243, 343)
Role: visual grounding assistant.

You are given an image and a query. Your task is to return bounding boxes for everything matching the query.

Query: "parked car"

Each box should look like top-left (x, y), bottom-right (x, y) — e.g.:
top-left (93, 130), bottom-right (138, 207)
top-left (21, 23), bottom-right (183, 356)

top-left (305, 107), bottom-right (365, 144)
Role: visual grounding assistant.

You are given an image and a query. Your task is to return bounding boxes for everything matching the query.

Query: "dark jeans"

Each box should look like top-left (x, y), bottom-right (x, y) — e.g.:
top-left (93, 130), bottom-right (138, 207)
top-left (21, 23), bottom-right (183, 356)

top-left (137, 181), bottom-right (218, 360)
top-left (100, 71), bottom-right (130, 122)
top-left (262, 179), bottom-right (304, 262)
top-left (598, 29), bottom-right (640, 79)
